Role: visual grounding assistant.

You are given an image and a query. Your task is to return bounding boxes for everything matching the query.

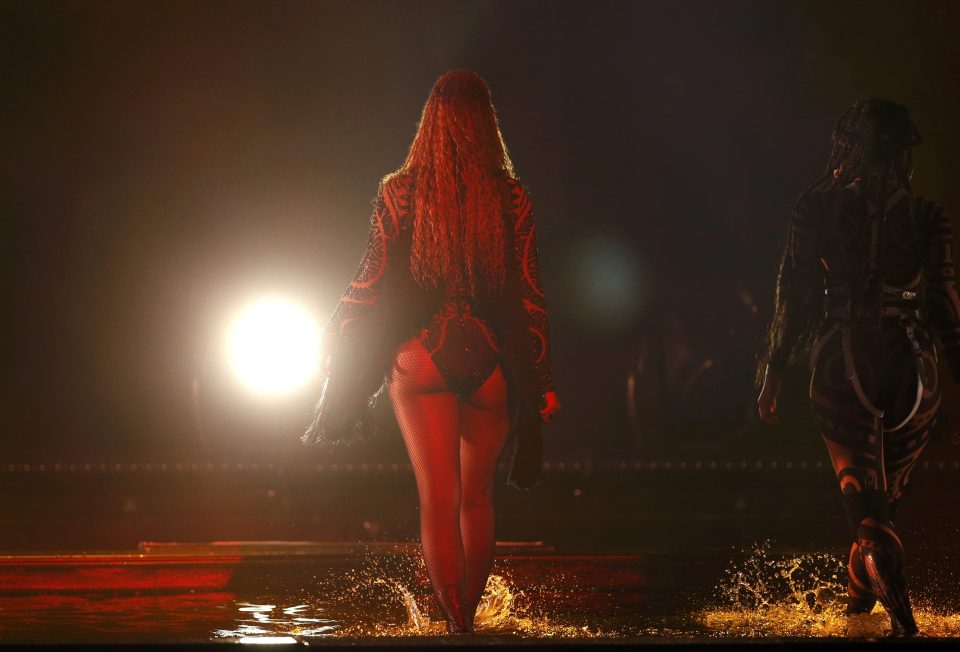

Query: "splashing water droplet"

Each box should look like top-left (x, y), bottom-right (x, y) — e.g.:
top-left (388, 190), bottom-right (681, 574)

top-left (373, 579), bottom-right (426, 631)
top-left (698, 541), bottom-right (960, 638)
top-left (320, 547), bottom-right (615, 638)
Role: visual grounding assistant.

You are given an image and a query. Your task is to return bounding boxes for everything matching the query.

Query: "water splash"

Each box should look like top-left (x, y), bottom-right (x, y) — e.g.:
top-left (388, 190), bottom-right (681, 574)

top-left (335, 571), bottom-right (609, 637)
top-left (698, 541), bottom-right (855, 637)
top-left (698, 541), bottom-right (960, 638)
top-left (473, 573), bottom-right (605, 637)
top-left (474, 574), bottom-right (516, 629)
top-left (372, 578), bottom-right (428, 632)
top-left (320, 546), bottom-right (613, 637)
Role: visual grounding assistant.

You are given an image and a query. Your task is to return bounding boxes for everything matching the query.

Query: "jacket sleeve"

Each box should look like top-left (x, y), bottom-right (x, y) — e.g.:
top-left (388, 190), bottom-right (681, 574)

top-left (767, 192), bottom-right (824, 371)
top-left (922, 202), bottom-right (960, 381)
top-left (323, 180), bottom-right (403, 348)
top-left (507, 179), bottom-right (555, 396)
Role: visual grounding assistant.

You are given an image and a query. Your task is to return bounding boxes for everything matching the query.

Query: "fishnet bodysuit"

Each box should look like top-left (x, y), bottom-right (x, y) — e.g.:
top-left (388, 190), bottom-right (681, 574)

top-left (321, 174), bottom-right (554, 629)
top-left (389, 334), bottom-right (508, 627)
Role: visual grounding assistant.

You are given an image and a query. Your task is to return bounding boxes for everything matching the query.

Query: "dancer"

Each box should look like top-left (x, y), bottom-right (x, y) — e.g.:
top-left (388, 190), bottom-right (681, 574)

top-left (304, 70), bottom-right (560, 634)
top-left (757, 98), bottom-right (960, 636)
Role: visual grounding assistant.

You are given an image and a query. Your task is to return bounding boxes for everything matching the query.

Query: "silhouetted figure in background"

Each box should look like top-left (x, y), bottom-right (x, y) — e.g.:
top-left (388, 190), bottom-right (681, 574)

top-left (304, 70), bottom-right (559, 633)
top-left (757, 99), bottom-right (960, 636)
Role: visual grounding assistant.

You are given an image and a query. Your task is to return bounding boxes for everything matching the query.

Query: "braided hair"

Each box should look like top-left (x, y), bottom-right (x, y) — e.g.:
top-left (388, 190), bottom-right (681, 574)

top-left (389, 70), bottom-right (514, 297)
top-left (809, 98), bottom-right (921, 194)
top-left (759, 99), bottom-right (922, 383)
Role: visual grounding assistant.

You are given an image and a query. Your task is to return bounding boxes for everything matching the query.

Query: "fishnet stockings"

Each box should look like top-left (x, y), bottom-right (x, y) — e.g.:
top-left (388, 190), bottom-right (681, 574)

top-left (389, 336), bottom-right (509, 629)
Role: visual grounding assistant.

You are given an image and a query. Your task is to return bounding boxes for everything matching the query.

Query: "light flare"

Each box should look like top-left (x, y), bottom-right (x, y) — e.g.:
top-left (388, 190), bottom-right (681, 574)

top-left (227, 298), bottom-right (321, 395)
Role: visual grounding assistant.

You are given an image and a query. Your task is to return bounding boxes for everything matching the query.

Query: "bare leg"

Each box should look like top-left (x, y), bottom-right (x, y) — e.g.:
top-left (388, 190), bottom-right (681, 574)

top-left (458, 366), bottom-right (510, 622)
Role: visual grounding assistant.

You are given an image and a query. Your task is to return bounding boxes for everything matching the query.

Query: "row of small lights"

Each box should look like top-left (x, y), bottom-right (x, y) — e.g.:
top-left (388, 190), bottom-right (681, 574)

top-left (4, 460), bottom-right (960, 473)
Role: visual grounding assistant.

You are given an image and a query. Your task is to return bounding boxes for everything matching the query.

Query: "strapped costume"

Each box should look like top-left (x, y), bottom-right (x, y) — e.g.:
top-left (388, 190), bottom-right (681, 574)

top-left (769, 180), bottom-right (960, 626)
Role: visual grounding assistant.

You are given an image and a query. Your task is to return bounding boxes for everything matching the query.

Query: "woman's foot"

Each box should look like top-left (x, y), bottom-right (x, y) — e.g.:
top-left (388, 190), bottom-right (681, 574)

top-left (437, 584), bottom-right (472, 635)
top-left (885, 593), bottom-right (918, 638)
top-left (861, 548), bottom-right (918, 637)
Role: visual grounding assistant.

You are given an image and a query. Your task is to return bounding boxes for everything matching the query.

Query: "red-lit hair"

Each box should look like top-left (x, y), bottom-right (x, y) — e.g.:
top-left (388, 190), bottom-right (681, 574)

top-left (391, 70), bottom-right (515, 297)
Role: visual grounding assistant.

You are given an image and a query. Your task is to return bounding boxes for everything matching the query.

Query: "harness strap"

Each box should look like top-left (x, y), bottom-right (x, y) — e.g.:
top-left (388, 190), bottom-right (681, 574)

top-left (840, 324), bottom-right (885, 419)
top-left (887, 319), bottom-right (925, 433)
top-left (810, 303), bottom-right (926, 430)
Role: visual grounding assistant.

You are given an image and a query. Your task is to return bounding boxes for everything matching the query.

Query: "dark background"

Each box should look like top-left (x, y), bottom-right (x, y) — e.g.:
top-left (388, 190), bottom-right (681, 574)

top-left (3, 0), bottom-right (960, 464)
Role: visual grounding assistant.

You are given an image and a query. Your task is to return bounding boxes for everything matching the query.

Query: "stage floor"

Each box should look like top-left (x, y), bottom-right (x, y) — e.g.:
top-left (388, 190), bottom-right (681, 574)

top-left (2, 540), bottom-right (960, 646)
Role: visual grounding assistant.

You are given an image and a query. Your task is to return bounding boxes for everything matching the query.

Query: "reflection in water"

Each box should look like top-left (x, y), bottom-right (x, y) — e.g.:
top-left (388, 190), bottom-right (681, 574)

top-left (0, 591), bottom-right (236, 637)
top-left (215, 553), bottom-right (612, 642)
top-left (5, 543), bottom-right (960, 642)
top-left (214, 602), bottom-right (338, 639)
top-left (698, 542), bottom-right (960, 638)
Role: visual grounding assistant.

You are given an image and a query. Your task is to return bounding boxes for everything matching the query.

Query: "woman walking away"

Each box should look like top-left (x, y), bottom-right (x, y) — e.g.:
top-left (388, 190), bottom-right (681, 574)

top-left (304, 70), bottom-right (560, 634)
top-left (757, 98), bottom-right (960, 637)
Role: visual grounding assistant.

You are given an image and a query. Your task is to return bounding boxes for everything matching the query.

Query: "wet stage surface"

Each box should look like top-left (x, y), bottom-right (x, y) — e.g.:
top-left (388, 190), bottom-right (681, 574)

top-left (3, 541), bottom-right (960, 645)
top-left (3, 456), bottom-right (960, 646)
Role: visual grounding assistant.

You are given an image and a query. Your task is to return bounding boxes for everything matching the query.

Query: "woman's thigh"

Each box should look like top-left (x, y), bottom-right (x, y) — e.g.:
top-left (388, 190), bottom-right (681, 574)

top-left (459, 367), bottom-right (510, 498)
top-left (882, 344), bottom-right (941, 502)
top-left (390, 337), bottom-right (461, 499)
top-left (809, 344), bottom-right (885, 493)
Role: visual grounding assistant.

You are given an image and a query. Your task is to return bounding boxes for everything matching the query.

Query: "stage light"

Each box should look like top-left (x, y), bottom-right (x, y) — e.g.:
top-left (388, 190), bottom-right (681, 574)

top-left (227, 297), bottom-right (320, 395)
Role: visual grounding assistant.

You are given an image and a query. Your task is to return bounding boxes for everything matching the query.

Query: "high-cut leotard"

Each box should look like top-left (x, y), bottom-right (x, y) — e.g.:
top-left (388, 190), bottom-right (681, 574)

top-left (416, 297), bottom-right (502, 397)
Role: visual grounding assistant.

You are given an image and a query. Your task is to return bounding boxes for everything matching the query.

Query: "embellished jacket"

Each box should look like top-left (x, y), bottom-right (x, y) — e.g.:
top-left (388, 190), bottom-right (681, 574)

top-left (303, 172), bottom-right (555, 488)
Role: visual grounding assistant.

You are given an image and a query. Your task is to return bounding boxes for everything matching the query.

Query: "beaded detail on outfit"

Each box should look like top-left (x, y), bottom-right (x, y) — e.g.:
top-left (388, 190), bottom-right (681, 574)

top-left (320, 173), bottom-right (555, 399)
top-left (418, 297), bottom-right (502, 398)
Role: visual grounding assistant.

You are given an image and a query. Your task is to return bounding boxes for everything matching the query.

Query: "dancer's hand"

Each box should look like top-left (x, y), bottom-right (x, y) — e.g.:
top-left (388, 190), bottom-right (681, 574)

top-left (757, 365), bottom-right (782, 425)
top-left (541, 391), bottom-right (561, 423)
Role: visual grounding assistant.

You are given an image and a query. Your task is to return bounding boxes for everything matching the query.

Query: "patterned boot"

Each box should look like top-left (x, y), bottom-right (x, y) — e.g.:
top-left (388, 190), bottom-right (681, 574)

top-left (861, 548), bottom-right (918, 637)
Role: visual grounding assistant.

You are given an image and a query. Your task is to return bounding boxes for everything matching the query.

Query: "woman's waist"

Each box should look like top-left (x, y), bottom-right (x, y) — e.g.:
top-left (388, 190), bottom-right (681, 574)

top-left (419, 300), bottom-right (501, 352)
top-left (817, 314), bottom-right (933, 347)
top-left (823, 281), bottom-right (923, 322)
top-left (434, 296), bottom-right (480, 317)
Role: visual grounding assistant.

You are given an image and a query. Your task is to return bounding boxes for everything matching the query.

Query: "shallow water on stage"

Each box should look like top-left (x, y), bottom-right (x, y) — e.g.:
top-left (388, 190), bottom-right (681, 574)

top-left (2, 541), bottom-right (960, 644)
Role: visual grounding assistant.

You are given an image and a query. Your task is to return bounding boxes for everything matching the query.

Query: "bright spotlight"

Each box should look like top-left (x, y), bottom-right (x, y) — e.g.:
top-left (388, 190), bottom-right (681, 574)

top-left (228, 297), bottom-right (320, 395)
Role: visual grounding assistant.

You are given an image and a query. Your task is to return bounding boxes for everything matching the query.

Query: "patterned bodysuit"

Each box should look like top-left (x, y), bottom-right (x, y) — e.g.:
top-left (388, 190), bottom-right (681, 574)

top-left (770, 180), bottom-right (960, 611)
top-left (322, 173), bottom-right (554, 402)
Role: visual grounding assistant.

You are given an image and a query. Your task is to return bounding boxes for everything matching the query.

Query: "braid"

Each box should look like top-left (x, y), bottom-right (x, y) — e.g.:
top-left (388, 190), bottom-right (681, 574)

top-left (759, 98), bottom-right (921, 383)
top-left (811, 99), bottom-right (921, 194)
top-left (394, 70), bottom-right (513, 298)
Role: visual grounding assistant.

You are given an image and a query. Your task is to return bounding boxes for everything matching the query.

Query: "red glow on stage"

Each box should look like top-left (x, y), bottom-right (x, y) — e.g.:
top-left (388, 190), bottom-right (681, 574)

top-left (0, 554), bottom-right (240, 591)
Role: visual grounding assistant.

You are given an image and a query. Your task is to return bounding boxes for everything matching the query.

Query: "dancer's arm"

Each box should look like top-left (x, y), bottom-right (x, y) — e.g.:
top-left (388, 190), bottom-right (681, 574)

top-left (758, 194), bottom-right (822, 424)
top-left (321, 177), bottom-right (406, 372)
top-left (507, 179), bottom-right (559, 422)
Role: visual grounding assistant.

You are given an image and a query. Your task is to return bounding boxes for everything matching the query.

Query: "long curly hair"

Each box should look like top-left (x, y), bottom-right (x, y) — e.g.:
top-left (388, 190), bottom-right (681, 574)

top-left (390, 70), bottom-right (515, 297)
top-left (759, 98), bottom-right (921, 383)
